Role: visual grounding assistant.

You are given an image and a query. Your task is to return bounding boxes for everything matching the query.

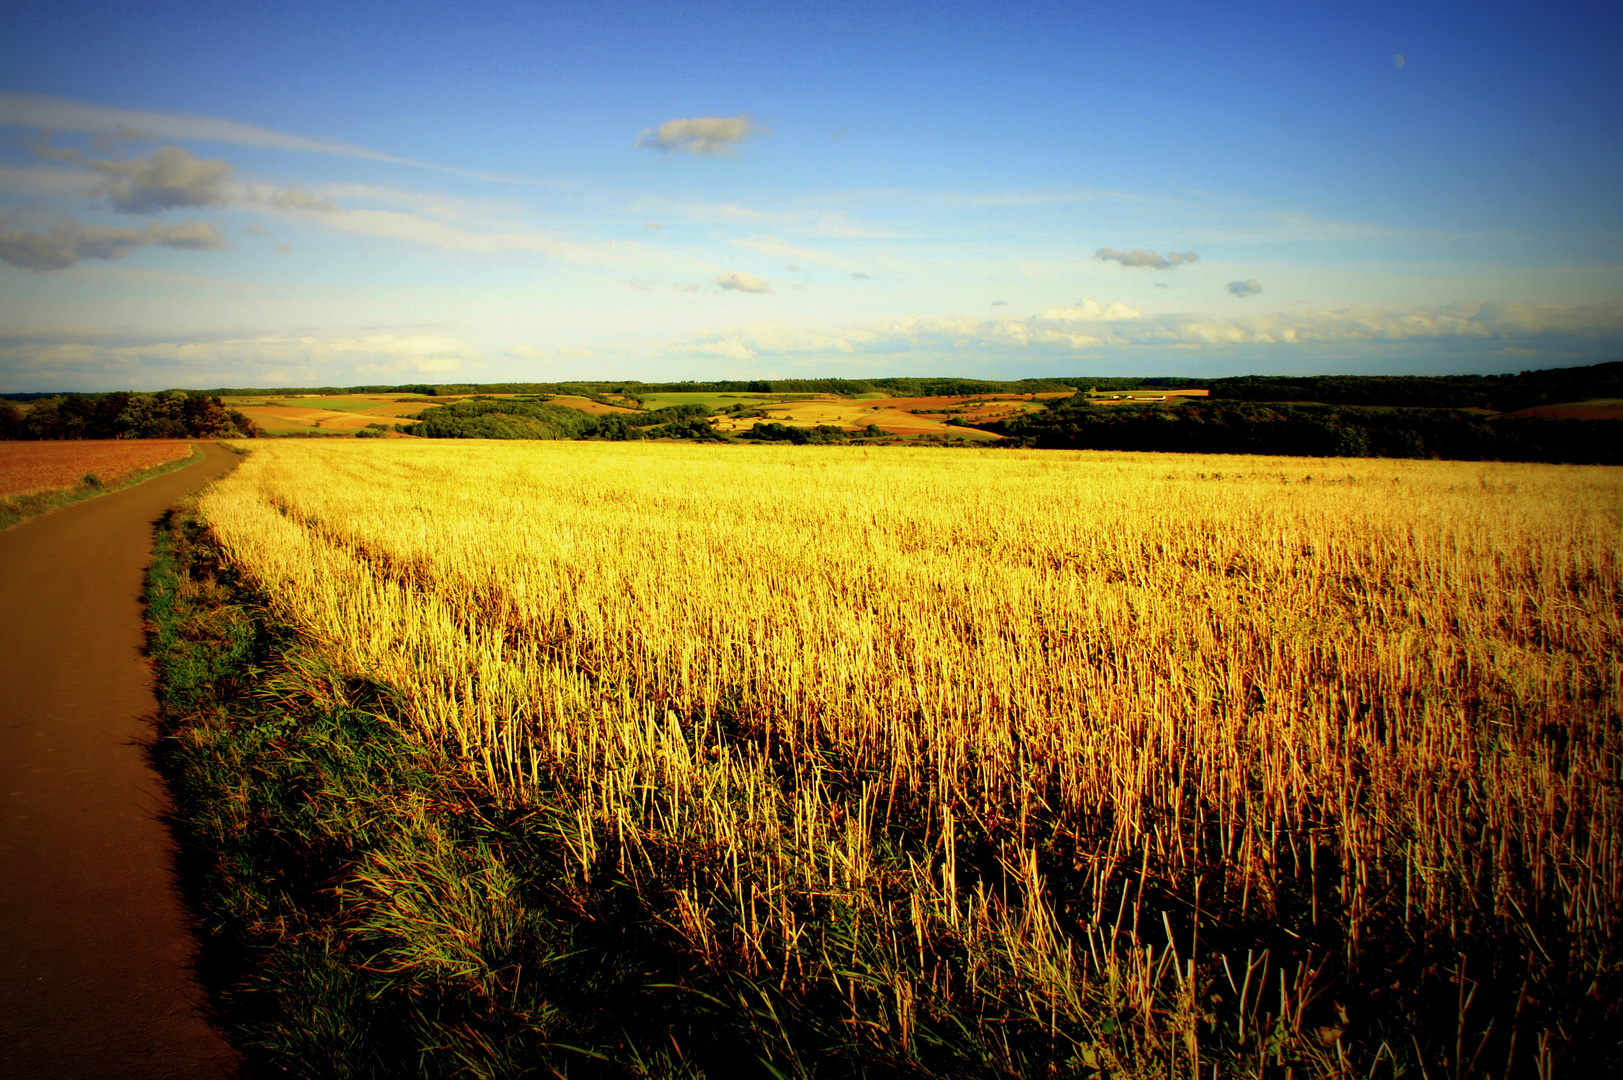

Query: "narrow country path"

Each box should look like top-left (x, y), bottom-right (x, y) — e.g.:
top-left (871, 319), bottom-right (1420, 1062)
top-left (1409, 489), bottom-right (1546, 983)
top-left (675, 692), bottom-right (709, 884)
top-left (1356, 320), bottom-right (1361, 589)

top-left (1, 442), bottom-right (243, 1078)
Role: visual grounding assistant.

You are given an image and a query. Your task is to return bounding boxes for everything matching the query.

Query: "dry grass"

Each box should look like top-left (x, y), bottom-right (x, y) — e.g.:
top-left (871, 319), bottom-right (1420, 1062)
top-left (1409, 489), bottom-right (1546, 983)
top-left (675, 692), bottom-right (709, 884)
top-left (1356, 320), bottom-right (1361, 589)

top-left (196, 439), bottom-right (1622, 1074)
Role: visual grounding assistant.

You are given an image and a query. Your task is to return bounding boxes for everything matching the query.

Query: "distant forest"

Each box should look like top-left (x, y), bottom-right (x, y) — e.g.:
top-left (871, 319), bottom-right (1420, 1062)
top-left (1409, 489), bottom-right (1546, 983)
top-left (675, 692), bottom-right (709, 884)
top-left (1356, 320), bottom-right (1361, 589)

top-left (965, 360), bottom-right (1623, 465)
top-left (975, 399), bottom-right (1619, 465)
top-left (0, 390), bottom-right (261, 441)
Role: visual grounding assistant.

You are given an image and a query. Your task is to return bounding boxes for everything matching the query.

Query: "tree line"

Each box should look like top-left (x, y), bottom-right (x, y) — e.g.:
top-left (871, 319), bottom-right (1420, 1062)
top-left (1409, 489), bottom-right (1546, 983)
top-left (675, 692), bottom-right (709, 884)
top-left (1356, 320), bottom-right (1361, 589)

top-left (401, 399), bottom-right (728, 441)
top-left (977, 397), bottom-right (1619, 464)
top-left (0, 391), bottom-right (260, 440)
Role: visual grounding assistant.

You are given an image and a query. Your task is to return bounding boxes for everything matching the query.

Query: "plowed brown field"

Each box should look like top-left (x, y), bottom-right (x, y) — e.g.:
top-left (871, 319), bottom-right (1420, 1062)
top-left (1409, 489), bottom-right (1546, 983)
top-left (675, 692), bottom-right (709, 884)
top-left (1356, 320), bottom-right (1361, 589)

top-left (0, 440), bottom-right (194, 498)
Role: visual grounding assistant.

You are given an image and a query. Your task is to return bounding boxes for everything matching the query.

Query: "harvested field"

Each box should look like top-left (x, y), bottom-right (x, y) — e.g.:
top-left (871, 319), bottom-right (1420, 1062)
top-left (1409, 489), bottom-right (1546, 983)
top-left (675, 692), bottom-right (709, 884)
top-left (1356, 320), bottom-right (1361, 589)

top-left (170, 440), bottom-right (1622, 1076)
top-left (233, 403), bottom-right (417, 435)
top-left (548, 395), bottom-right (641, 415)
top-left (1500, 400), bottom-right (1623, 420)
top-left (710, 397), bottom-right (1003, 439)
top-left (0, 440), bottom-right (194, 498)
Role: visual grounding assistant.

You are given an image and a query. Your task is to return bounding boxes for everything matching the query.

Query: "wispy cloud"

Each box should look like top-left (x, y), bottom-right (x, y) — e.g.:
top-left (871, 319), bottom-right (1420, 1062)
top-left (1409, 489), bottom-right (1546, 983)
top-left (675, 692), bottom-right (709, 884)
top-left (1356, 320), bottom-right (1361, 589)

top-left (0, 331), bottom-right (475, 389)
top-left (27, 130), bottom-right (80, 160)
top-left (1096, 247), bottom-right (1199, 270)
top-left (730, 235), bottom-right (860, 269)
top-left (0, 162), bottom-right (98, 198)
top-left (285, 204), bottom-right (696, 271)
top-left (0, 91), bottom-right (551, 184)
top-left (1227, 279), bottom-right (1262, 297)
top-left (629, 195), bottom-right (903, 239)
top-left (0, 218), bottom-right (226, 271)
top-left (636, 115), bottom-right (769, 155)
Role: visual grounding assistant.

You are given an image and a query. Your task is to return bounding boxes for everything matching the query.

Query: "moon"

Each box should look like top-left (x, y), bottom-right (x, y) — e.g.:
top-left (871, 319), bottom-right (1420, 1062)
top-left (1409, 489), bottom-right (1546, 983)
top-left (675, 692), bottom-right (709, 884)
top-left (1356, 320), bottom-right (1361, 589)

top-left (1394, 53), bottom-right (1406, 68)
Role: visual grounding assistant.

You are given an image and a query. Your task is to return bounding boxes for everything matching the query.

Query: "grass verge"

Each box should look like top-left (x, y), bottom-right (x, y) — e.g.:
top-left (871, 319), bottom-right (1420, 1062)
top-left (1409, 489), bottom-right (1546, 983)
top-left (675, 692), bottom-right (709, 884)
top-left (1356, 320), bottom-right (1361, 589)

top-left (0, 442), bottom-right (204, 530)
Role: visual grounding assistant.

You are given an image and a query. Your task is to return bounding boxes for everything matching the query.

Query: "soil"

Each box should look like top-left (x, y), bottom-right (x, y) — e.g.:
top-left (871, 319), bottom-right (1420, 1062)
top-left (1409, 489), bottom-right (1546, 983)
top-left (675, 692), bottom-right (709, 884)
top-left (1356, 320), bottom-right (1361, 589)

top-left (0, 441), bottom-right (243, 1078)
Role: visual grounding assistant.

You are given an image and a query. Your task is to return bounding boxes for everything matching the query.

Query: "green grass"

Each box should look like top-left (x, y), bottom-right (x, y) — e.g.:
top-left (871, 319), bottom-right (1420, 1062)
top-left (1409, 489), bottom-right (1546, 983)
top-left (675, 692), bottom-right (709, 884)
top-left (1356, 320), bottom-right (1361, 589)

top-left (0, 444), bottom-right (202, 531)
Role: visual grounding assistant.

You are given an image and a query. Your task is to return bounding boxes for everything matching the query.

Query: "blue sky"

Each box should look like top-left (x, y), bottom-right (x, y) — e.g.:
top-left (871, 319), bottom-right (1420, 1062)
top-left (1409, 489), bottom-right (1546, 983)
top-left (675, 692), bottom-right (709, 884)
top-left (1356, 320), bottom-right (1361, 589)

top-left (1, 0), bottom-right (1619, 391)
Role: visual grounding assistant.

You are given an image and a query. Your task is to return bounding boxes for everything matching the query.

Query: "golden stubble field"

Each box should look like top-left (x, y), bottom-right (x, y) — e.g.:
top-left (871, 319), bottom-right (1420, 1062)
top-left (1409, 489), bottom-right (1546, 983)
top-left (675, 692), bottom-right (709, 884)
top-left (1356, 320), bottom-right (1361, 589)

top-left (196, 439), bottom-right (1621, 1072)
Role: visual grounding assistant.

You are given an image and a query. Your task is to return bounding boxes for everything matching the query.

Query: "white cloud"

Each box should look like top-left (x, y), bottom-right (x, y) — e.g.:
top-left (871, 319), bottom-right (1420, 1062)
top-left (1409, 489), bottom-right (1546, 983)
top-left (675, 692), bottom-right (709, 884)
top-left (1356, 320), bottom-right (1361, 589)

top-left (1036, 300), bottom-right (1142, 322)
top-left (672, 339), bottom-right (758, 360)
top-left (1096, 247), bottom-right (1199, 270)
top-left (0, 218), bottom-right (226, 271)
top-left (0, 331), bottom-right (480, 392)
top-left (662, 301), bottom-right (1623, 364)
top-left (715, 271), bottom-right (772, 293)
top-left (636, 115), bottom-right (769, 155)
top-left (1227, 279), bottom-right (1263, 297)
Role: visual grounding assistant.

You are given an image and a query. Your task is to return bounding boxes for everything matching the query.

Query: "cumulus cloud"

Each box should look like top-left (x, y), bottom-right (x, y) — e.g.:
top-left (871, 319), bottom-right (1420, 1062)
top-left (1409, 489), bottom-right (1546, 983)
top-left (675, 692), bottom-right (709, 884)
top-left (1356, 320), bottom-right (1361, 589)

top-left (1096, 247), bottom-right (1199, 270)
top-left (266, 186), bottom-right (339, 212)
top-left (715, 271), bottom-right (772, 293)
top-left (636, 115), bottom-right (769, 155)
top-left (1227, 279), bottom-right (1262, 297)
top-left (84, 145), bottom-right (234, 213)
top-left (0, 218), bottom-right (226, 271)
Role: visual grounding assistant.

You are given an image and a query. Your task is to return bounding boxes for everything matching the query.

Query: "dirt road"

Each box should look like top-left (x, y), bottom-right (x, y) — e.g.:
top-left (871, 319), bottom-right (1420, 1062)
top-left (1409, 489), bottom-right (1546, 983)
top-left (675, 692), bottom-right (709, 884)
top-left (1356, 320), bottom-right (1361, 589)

top-left (1, 442), bottom-right (242, 1078)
